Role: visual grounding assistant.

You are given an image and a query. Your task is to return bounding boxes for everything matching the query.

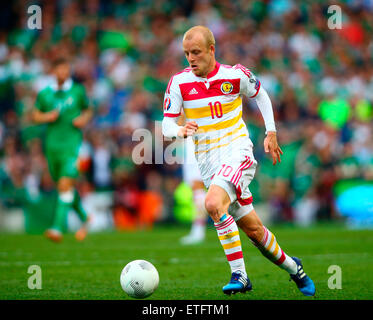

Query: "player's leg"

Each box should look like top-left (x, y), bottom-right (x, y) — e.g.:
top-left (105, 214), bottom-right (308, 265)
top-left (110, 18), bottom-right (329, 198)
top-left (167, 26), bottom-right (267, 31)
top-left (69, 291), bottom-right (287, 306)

top-left (46, 152), bottom-right (90, 242)
top-left (73, 188), bottom-right (91, 241)
top-left (231, 155), bottom-right (290, 268)
top-left (63, 155), bottom-right (90, 241)
top-left (236, 208), bottom-right (315, 296)
top-left (46, 176), bottom-right (75, 242)
top-left (231, 150), bottom-right (315, 296)
top-left (44, 154), bottom-right (65, 242)
top-left (190, 180), bottom-right (208, 240)
top-left (53, 177), bottom-right (90, 241)
top-left (236, 210), bottom-right (297, 273)
top-left (180, 180), bottom-right (207, 245)
top-left (205, 183), bottom-right (251, 294)
top-left (180, 136), bottom-right (208, 244)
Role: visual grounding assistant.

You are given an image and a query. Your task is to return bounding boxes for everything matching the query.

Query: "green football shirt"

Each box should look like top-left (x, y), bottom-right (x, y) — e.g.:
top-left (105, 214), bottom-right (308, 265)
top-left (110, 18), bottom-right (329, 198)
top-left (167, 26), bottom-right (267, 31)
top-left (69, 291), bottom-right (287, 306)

top-left (35, 79), bottom-right (89, 153)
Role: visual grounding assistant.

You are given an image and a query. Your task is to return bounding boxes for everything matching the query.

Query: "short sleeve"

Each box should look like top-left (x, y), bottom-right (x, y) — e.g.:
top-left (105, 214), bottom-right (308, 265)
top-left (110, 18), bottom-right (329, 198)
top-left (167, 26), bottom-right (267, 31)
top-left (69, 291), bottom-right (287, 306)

top-left (163, 76), bottom-right (182, 118)
top-left (34, 90), bottom-right (45, 111)
top-left (234, 64), bottom-right (261, 98)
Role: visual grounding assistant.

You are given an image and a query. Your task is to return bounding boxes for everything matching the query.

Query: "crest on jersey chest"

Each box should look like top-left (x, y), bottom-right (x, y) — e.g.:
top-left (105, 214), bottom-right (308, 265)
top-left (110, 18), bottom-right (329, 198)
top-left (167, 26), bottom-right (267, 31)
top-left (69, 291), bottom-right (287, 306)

top-left (55, 96), bottom-right (74, 111)
top-left (65, 97), bottom-right (74, 106)
top-left (220, 81), bottom-right (233, 94)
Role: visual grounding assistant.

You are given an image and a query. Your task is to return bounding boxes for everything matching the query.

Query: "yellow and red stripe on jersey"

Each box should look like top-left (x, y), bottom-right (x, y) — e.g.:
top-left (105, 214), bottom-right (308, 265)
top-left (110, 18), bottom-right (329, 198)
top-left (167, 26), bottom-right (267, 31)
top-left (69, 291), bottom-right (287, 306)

top-left (184, 96), bottom-right (242, 119)
top-left (195, 132), bottom-right (247, 155)
top-left (196, 110), bottom-right (242, 133)
top-left (194, 123), bottom-right (245, 145)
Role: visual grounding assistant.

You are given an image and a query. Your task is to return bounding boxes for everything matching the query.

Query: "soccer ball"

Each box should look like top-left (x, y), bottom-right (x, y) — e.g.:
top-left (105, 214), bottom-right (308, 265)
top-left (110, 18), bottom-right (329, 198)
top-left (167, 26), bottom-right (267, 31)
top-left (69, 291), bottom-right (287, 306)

top-left (120, 260), bottom-right (159, 299)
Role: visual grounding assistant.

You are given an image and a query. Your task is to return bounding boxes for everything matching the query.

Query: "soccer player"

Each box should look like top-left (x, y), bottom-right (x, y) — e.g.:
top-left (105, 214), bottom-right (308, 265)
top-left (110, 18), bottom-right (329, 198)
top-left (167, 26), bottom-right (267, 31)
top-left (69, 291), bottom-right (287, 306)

top-left (162, 26), bottom-right (315, 296)
top-left (32, 58), bottom-right (92, 242)
top-left (179, 135), bottom-right (208, 245)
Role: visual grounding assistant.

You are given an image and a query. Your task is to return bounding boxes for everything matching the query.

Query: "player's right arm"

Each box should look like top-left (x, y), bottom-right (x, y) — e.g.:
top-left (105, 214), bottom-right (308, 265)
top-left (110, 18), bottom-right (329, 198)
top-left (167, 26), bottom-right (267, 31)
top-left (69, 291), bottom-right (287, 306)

top-left (32, 109), bottom-right (59, 124)
top-left (161, 76), bottom-right (198, 139)
top-left (32, 90), bottom-right (59, 124)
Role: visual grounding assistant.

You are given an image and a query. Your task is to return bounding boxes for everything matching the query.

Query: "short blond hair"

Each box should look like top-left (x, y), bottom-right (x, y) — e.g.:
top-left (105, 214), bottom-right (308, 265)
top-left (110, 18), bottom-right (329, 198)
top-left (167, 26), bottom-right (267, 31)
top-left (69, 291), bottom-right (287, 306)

top-left (183, 25), bottom-right (215, 49)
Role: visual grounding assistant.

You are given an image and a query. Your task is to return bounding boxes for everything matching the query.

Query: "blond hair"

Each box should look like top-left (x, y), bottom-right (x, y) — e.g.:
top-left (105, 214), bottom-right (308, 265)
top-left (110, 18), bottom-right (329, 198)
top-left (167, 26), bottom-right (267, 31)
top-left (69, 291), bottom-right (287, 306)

top-left (183, 25), bottom-right (215, 49)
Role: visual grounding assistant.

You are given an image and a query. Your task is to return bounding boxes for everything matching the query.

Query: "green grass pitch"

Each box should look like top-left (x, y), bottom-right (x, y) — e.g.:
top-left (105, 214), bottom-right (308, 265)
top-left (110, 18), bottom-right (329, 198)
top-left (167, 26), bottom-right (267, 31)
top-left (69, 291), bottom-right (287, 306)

top-left (1, 224), bottom-right (372, 300)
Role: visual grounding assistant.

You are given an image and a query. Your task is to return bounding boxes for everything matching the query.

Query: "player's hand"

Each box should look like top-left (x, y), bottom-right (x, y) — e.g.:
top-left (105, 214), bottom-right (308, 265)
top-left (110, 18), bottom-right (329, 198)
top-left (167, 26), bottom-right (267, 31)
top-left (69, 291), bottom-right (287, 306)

top-left (73, 114), bottom-right (90, 129)
top-left (47, 110), bottom-right (59, 122)
top-left (73, 116), bottom-right (86, 129)
top-left (177, 121), bottom-right (198, 138)
top-left (264, 131), bottom-right (283, 165)
top-left (73, 110), bottom-right (92, 129)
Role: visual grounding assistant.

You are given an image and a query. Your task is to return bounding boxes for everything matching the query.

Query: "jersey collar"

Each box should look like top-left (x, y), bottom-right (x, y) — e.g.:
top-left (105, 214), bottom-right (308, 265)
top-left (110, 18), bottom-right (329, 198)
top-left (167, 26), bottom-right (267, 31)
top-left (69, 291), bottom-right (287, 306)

top-left (206, 61), bottom-right (220, 79)
top-left (50, 78), bottom-right (73, 92)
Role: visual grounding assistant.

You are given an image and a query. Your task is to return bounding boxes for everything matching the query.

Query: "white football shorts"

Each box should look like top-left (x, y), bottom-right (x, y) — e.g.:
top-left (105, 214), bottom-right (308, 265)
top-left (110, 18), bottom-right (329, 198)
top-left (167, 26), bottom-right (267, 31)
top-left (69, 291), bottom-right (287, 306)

top-left (203, 149), bottom-right (257, 221)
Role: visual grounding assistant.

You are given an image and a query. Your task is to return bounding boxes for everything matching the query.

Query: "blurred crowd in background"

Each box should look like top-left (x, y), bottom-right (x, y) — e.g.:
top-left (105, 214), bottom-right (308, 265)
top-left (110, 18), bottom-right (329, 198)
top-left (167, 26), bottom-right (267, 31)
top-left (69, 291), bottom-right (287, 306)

top-left (1, 0), bottom-right (373, 231)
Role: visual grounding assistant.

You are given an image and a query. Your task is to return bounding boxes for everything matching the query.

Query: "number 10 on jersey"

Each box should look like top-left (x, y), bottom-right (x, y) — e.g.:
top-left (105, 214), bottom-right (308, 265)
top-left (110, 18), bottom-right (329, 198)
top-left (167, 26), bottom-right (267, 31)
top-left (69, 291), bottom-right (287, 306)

top-left (209, 101), bottom-right (223, 119)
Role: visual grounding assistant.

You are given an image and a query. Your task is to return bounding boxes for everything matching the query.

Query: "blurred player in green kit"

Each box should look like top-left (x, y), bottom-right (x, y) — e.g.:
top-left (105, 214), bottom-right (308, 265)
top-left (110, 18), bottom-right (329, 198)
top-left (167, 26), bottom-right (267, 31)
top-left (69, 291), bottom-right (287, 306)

top-left (32, 58), bottom-right (93, 242)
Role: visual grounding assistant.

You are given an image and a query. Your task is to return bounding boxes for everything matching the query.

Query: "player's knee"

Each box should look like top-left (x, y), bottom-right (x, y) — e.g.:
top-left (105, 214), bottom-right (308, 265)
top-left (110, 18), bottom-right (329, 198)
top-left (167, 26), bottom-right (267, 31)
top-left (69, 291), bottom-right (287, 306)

top-left (57, 178), bottom-right (74, 192)
top-left (204, 196), bottom-right (220, 216)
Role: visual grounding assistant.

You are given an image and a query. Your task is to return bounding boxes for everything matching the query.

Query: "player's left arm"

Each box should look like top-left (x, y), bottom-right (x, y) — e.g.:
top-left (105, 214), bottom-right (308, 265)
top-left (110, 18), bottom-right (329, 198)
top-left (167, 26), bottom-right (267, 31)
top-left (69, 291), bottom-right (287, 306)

top-left (73, 108), bottom-right (93, 129)
top-left (237, 65), bottom-right (283, 165)
top-left (72, 86), bottom-right (93, 129)
top-left (255, 88), bottom-right (283, 165)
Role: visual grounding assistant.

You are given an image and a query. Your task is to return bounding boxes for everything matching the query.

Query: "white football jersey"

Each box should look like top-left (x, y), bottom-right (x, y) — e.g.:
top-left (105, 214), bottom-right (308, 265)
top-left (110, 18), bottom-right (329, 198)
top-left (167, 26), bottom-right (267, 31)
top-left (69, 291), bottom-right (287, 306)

top-left (163, 62), bottom-right (261, 181)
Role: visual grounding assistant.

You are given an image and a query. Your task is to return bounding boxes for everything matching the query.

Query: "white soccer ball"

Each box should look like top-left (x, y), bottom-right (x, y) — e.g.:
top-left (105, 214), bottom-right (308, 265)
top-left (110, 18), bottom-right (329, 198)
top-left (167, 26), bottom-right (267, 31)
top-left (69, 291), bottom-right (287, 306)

top-left (120, 260), bottom-right (159, 299)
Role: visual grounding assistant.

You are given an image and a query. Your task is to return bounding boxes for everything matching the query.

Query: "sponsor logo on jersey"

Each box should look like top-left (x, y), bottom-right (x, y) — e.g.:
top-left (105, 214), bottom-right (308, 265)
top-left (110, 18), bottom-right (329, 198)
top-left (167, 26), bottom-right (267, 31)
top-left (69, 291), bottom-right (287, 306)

top-left (221, 81), bottom-right (233, 94)
top-left (254, 79), bottom-right (260, 90)
top-left (66, 97), bottom-right (73, 105)
top-left (188, 88), bottom-right (199, 95)
top-left (164, 97), bottom-right (171, 111)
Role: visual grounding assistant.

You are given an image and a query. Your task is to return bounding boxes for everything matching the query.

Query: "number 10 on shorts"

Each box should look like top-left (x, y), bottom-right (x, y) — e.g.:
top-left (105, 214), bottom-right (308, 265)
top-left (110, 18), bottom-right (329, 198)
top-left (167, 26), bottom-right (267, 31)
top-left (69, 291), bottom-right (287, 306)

top-left (217, 164), bottom-right (233, 178)
top-left (216, 157), bottom-right (254, 186)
